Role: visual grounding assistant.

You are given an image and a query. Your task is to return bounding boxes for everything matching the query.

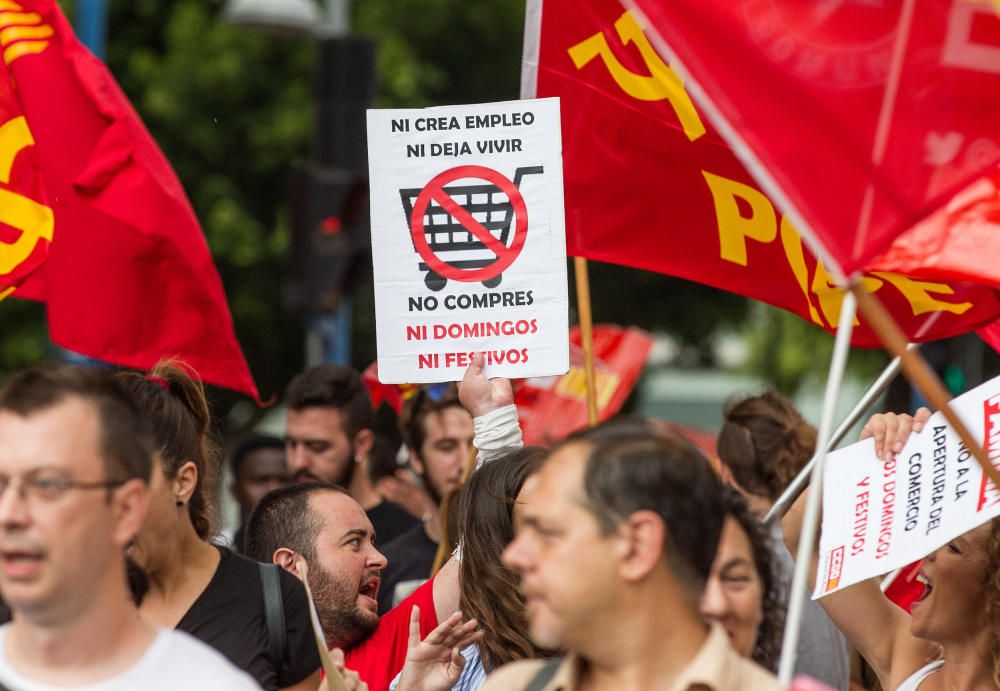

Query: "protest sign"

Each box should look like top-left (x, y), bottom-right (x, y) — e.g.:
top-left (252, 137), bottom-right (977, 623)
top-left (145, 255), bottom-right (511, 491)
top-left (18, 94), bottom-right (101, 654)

top-left (815, 375), bottom-right (1000, 598)
top-left (367, 98), bottom-right (569, 383)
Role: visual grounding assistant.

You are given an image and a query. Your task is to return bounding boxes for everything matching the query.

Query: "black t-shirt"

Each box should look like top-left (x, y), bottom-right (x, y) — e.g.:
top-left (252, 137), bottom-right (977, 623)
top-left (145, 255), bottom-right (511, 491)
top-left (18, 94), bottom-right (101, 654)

top-left (176, 547), bottom-right (320, 690)
top-left (376, 522), bottom-right (437, 614)
top-left (367, 499), bottom-right (420, 546)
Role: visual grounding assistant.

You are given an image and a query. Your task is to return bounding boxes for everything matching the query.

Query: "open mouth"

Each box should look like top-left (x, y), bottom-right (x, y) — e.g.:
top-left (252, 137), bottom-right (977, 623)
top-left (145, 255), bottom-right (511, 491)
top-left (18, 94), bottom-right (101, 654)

top-left (915, 572), bottom-right (933, 604)
top-left (0, 550), bottom-right (43, 577)
top-left (359, 577), bottom-right (380, 602)
top-left (294, 472), bottom-right (319, 484)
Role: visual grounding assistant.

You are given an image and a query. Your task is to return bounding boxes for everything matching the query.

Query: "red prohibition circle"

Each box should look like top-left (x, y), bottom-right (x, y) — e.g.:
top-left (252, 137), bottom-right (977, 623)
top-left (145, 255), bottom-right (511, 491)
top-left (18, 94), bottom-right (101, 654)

top-left (409, 165), bottom-right (529, 282)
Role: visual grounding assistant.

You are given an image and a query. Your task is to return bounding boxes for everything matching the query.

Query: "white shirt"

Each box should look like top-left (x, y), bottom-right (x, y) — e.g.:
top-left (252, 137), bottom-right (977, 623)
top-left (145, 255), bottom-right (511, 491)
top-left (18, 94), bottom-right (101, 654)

top-left (0, 626), bottom-right (261, 690)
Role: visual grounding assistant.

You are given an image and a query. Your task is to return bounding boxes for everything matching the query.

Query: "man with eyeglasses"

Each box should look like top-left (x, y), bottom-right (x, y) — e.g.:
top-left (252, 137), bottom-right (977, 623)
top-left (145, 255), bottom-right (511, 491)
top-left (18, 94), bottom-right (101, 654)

top-left (0, 364), bottom-right (258, 690)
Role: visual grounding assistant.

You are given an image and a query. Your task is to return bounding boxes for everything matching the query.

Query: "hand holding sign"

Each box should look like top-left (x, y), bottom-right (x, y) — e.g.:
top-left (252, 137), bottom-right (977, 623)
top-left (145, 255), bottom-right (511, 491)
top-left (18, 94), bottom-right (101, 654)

top-left (860, 407), bottom-right (932, 461)
top-left (458, 353), bottom-right (514, 418)
top-left (816, 374), bottom-right (1000, 599)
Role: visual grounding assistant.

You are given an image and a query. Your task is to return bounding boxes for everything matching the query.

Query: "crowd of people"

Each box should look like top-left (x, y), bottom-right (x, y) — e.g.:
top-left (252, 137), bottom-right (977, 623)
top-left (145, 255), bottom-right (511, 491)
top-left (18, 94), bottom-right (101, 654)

top-left (0, 355), bottom-right (996, 690)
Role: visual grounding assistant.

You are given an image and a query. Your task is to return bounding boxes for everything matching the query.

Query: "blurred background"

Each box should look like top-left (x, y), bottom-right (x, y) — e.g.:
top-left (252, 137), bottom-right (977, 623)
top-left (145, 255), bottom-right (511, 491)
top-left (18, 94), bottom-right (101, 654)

top-left (3, 0), bottom-right (998, 453)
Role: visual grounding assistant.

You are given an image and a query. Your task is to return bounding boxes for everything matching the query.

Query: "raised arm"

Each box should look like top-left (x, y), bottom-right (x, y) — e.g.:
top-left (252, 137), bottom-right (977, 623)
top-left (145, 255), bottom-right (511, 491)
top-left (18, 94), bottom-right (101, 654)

top-left (457, 353), bottom-right (520, 469)
top-left (433, 354), bottom-right (521, 624)
top-left (781, 407), bottom-right (935, 687)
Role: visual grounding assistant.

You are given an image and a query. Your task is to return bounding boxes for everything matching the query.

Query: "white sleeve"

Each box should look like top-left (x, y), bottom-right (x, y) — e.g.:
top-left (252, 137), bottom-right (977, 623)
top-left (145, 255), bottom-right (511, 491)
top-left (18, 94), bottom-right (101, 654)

top-left (472, 404), bottom-right (523, 471)
top-left (453, 404), bottom-right (524, 565)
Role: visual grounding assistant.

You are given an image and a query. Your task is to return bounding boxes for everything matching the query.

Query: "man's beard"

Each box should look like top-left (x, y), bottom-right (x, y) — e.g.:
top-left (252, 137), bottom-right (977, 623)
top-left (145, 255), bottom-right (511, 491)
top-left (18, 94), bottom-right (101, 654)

top-left (309, 562), bottom-right (379, 650)
top-left (334, 450), bottom-right (356, 488)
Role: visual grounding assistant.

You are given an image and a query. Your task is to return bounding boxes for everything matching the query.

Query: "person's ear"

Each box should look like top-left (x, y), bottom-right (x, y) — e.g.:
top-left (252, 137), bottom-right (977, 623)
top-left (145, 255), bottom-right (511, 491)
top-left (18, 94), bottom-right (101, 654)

top-left (273, 547), bottom-right (303, 578)
top-left (172, 460), bottom-right (198, 505)
top-left (407, 446), bottom-right (426, 477)
top-left (353, 429), bottom-right (374, 464)
top-left (112, 478), bottom-right (149, 548)
top-left (617, 510), bottom-right (666, 583)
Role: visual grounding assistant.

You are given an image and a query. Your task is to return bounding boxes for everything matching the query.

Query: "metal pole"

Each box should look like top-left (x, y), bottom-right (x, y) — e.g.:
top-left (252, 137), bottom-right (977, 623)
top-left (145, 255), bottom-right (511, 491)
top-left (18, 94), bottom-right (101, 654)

top-left (75, 0), bottom-right (109, 59)
top-left (763, 342), bottom-right (919, 524)
top-left (777, 289), bottom-right (857, 686)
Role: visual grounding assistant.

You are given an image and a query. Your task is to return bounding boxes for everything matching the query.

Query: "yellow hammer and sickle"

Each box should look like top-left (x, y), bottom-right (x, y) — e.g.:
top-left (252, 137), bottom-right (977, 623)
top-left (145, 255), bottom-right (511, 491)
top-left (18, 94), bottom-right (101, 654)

top-left (0, 116), bottom-right (54, 275)
top-left (567, 11), bottom-right (706, 142)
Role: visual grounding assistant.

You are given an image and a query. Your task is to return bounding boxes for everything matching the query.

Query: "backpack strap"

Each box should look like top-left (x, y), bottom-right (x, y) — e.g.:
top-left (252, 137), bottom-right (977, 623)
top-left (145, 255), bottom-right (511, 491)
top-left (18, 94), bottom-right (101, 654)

top-left (524, 657), bottom-right (564, 691)
top-left (259, 562), bottom-right (287, 667)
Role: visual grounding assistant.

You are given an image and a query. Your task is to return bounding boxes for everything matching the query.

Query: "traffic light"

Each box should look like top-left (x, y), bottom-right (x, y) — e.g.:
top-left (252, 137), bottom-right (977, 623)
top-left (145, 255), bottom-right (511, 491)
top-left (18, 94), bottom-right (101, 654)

top-left (286, 165), bottom-right (370, 316)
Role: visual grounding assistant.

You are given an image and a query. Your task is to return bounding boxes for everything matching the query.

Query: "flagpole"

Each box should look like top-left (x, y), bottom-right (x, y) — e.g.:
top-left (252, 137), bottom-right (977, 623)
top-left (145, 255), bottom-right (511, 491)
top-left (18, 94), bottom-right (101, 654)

top-left (574, 256), bottom-right (599, 426)
top-left (764, 343), bottom-right (918, 524)
top-left (778, 289), bottom-right (857, 686)
top-left (852, 284), bottom-right (1000, 489)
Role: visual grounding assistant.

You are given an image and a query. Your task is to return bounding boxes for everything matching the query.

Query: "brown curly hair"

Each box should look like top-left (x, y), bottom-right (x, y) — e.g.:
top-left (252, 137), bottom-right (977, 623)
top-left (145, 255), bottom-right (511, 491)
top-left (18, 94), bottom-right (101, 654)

top-left (717, 391), bottom-right (816, 502)
top-left (986, 517), bottom-right (1000, 686)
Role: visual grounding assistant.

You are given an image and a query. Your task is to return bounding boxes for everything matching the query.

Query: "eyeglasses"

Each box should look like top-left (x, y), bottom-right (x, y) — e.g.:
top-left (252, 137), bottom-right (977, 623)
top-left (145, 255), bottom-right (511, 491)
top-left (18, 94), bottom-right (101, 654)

top-left (0, 470), bottom-right (125, 506)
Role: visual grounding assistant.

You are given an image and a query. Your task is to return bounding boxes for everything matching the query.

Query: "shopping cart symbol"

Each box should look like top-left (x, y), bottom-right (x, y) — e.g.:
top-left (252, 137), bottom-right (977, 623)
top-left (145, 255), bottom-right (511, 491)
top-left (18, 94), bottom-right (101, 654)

top-left (401, 164), bottom-right (542, 291)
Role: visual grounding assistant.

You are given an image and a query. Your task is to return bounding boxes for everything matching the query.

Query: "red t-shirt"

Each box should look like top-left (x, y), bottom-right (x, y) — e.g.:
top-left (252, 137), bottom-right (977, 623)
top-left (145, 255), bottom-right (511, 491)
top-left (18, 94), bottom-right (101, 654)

top-left (344, 577), bottom-right (438, 691)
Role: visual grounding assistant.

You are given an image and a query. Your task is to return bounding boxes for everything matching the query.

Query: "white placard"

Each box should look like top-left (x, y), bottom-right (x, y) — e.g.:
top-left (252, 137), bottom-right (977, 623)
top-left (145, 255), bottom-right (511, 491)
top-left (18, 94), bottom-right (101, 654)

top-left (815, 374), bottom-right (1000, 598)
top-left (366, 98), bottom-right (568, 383)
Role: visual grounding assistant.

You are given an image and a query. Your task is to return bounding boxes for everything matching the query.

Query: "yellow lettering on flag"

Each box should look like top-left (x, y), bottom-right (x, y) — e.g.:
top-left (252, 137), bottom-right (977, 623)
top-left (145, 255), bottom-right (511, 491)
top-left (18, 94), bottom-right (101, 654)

top-left (812, 262), bottom-right (882, 327)
top-left (0, 3), bottom-right (50, 66)
top-left (779, 216), bottom-right (824, 326)
top-left (703, 171), bottom-right (777, 266)
top-left (568, 11), bottom-right (706, 141)
top-left (0, 115), bottom-right (32, 183)
top-left (872, 273), bottom-right (974, 316)
top-left (0, 116), bottom-right (54, 276)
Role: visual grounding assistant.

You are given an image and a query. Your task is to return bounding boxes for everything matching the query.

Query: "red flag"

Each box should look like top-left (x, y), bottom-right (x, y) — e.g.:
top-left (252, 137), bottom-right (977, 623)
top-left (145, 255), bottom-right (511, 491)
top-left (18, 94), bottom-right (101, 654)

top-left (522, 0), bottom-right (1000, 346)
top-left (0, 50), bottom-right (49, 288)
top-left (870, 166), bottom-right (1000, 285)
top-left (515, 325), bottom-right (654, 445)
top-left (362, 360), bottom-right (419, 414)
top-left (0, 0), bottom-right (259, 398)
top-left (623, 0), bottom-right (1000, 278)
top-left (882, 560), bottom-right (924, 614)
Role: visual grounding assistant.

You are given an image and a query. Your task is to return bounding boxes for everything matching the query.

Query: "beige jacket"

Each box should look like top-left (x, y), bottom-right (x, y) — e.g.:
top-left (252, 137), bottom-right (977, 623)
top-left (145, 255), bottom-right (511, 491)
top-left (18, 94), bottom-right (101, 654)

top-left (481, 624), bottom-right (783, 691)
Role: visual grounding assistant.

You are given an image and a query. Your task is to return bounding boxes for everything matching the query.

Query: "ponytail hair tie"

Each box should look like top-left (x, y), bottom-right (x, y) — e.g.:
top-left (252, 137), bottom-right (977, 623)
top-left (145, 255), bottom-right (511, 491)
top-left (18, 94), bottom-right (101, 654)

top-left (145, 374), bottom-right (170, 392)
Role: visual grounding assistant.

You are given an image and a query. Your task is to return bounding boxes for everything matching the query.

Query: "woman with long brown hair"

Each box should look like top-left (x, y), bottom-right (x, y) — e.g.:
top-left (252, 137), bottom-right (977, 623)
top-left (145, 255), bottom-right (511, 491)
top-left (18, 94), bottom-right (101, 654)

top-left (393, 446), bottom-right (552, 690)
top-left (118, 361), bottom-right (321, 691)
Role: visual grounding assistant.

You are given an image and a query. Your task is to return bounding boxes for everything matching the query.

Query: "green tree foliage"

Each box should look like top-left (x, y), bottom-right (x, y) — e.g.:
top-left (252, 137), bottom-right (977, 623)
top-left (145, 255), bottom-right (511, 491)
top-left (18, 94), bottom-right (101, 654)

top-left (2, 0), bottom-right (753, 418)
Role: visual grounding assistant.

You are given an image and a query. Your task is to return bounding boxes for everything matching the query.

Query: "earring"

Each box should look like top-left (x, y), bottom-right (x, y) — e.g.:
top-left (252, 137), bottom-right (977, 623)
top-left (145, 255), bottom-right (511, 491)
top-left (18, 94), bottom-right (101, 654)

top-left (176, 500), bottom-right (184, 507)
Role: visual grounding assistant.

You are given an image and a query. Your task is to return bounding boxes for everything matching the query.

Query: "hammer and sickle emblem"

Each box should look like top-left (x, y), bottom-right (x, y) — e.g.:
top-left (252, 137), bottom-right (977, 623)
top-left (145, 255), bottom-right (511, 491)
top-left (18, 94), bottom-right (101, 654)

top-left (567, 11), bottom-right (706, 142)
top-left (0, 115), bottom-right (53, 276)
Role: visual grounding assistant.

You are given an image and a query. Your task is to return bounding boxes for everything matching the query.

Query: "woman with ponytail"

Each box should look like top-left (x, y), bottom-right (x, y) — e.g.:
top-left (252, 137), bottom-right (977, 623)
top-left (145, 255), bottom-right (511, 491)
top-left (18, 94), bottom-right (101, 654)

top-left (119, 361), bottom-right (321, 691)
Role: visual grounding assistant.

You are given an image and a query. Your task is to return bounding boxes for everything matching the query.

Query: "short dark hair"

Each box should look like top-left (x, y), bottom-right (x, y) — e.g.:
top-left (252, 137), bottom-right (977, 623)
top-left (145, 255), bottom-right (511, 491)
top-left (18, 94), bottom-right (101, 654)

top-left (230, 434), bottom-right (285, 477)
top-left (564, 426), bottom-right (724, 595)
top-left (285, 366), bottom-right (373, 438)
top-left (399, 383), bottom-right (464, 459)
top-left (244, 482), bottom-right (348, 563)
top-left (0, 364), bottom-right (153, 484)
